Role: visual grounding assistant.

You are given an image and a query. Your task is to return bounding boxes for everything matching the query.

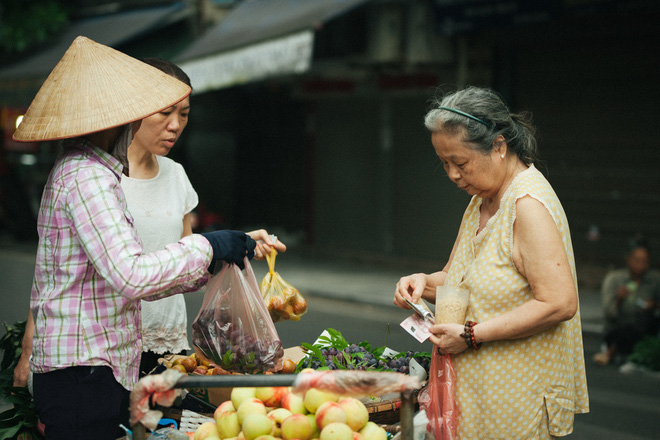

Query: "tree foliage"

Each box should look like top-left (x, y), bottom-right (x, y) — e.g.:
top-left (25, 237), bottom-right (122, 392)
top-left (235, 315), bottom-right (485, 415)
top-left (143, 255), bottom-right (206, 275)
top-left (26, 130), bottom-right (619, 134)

top-left (0, 0), bottom-right (69, 55)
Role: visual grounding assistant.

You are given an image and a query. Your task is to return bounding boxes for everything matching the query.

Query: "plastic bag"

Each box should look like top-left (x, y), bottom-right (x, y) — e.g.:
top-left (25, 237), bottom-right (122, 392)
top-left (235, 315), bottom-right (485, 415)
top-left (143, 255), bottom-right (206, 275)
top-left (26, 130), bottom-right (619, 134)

top-left (191, 258), bottom-right (284, 373)
top-left (260, 250), bottom-right (307, 322)
top-left (292, 369), bottom-right (421, 397)
top-left (417, 351), bottom-right (459, 440)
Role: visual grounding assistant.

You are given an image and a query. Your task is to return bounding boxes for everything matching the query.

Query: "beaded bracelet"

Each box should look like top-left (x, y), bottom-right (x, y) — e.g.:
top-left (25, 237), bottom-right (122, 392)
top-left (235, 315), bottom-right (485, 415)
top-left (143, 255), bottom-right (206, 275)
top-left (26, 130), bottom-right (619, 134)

top-left (461, 320), bottom-right (482, 350)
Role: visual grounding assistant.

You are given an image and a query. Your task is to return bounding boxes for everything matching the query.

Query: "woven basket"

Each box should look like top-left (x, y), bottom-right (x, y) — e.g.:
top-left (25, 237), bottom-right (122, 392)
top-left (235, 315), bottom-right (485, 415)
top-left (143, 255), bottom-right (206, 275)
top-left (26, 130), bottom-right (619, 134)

top-left (364, 391), bottom-right (420, 425)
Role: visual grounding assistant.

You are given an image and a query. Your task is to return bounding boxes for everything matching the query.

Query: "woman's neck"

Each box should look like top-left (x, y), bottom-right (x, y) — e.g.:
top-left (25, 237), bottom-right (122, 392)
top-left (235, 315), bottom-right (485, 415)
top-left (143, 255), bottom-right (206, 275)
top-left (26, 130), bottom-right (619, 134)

top-left (483, 159), bottom-right (529, 215)
top-left (84, 127), bottom-right (123, 152)
top-left (127, 145), bottom-right (159, 179)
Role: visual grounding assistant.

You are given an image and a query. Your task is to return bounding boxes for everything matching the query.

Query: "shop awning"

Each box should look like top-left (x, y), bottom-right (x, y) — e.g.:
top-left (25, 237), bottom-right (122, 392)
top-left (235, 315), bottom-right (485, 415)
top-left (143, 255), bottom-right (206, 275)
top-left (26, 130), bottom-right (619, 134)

top-left (175, 0), bottom-right (368, 94)
top-left (0, 3), bottom-right (192, 105)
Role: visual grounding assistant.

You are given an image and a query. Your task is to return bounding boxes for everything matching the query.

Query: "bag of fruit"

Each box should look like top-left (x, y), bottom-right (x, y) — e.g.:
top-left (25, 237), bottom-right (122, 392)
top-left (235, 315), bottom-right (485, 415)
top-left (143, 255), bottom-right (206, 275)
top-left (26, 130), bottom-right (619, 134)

top-left (259, 250), bottom-right (307, 322)
top-left (191, 258), bottom-right (284, 374)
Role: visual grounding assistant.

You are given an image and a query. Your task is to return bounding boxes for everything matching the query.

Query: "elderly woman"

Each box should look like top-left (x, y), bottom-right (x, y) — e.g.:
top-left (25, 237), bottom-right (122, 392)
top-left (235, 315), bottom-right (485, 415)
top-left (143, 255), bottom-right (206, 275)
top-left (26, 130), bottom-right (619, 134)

top-left (12, 37), bottom-right (259, 440)
top-left (394, 86), bottom-right (589, 439)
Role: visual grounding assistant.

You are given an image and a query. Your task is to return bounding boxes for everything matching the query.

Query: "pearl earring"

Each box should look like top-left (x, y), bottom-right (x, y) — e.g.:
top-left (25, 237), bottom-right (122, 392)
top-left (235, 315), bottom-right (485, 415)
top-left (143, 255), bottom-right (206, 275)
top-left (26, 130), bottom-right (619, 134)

top-left (501, 154), bottom-right (504, 159)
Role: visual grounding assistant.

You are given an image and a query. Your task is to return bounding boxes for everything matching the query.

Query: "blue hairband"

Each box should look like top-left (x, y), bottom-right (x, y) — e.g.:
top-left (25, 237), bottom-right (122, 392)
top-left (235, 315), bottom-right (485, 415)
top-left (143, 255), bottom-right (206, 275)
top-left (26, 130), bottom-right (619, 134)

top-left (438, 106), bottom-right (493, 129)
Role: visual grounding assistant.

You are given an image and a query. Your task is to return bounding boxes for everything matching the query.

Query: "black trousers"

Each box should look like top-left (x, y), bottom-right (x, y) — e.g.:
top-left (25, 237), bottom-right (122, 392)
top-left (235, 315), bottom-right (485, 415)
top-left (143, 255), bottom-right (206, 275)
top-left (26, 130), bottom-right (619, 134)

top-left (33, 366), bottom-right (130, 440)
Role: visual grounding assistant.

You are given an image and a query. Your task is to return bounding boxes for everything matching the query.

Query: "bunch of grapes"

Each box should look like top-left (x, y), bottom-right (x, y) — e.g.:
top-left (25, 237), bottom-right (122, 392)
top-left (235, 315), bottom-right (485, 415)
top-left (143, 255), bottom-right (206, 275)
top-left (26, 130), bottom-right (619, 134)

top-left (300, 337), bottom-right (430, 376)
top-left (192, 309), bottom-right (284, 374)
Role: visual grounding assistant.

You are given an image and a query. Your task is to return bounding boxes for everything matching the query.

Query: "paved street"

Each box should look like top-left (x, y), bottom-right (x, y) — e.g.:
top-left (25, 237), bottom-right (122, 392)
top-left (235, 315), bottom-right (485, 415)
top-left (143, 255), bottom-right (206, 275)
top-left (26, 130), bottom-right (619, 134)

top-left (1, 240), bottom-right (659, 439)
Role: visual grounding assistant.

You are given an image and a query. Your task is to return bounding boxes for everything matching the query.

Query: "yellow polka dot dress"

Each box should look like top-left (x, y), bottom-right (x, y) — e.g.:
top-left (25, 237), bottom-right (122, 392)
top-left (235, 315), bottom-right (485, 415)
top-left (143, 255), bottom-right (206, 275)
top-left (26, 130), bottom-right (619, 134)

top-left (445, 165), bottom-right (589, 439)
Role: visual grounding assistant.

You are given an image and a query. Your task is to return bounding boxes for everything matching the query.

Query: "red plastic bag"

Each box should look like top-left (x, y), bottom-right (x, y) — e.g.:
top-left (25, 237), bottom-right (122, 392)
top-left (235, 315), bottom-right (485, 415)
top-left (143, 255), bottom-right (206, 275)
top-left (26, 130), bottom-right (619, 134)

top-left (191, 258), bottom-right (284, 373)
top-left (418, 351), bottom-right (459, 440)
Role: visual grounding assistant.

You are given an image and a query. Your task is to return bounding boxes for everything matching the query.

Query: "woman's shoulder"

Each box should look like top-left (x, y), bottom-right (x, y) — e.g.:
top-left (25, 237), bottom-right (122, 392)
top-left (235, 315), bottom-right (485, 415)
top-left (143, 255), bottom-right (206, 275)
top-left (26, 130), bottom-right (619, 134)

top-left (509, 165), bottom-right (561, 208)
top-left (158, 156), bottom-right (193, 179)
top-left (156, 155), bottom-right (188, 176)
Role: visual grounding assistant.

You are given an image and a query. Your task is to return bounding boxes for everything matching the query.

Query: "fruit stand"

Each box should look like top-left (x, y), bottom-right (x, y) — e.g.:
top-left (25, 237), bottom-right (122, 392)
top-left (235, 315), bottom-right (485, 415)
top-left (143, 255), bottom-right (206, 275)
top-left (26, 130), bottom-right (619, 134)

top-left (130, 370), bottom-right (420, 440)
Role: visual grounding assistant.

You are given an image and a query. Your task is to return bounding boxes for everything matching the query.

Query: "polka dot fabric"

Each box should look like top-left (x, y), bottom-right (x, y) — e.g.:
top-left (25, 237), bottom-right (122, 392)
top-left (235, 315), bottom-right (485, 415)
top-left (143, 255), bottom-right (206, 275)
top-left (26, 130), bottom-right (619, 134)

top-left (444, 165), bottom-right (589, 439)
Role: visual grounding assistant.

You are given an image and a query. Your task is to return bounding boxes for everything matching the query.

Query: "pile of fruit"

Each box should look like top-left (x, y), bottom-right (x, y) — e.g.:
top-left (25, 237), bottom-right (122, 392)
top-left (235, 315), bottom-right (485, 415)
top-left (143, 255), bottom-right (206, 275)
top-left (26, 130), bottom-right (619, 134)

top-left (192, 384), bottom-right (388, 440)
top-left (163, 353), bottom-right (298, 376)
top-left (296, 328), bottom-right (430, 375)
top-left (164, 353), bottom-right (231, 375)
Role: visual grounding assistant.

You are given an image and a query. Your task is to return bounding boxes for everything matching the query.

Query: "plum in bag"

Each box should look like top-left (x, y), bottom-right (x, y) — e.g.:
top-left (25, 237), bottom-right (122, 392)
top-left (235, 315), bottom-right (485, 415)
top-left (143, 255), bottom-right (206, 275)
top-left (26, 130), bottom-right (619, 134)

top-left (192, 258), bottom-right (284, 373)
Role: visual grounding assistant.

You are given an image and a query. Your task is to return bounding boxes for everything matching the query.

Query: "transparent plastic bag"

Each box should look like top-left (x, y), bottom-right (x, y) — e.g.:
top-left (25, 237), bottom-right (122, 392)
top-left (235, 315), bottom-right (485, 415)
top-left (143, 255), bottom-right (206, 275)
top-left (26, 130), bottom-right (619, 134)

top-left (191, 258), bottom-right (284, 373)
top-left (417, 351), bottom-right (459, 440)
top-left (259, 250), bottom-right (307, 322)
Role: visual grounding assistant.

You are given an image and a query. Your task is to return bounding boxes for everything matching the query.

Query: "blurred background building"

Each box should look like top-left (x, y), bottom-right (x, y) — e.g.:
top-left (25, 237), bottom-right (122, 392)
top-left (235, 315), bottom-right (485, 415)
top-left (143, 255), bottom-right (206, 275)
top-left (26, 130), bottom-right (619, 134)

top-left (1, 0), bottom-right (658, 284)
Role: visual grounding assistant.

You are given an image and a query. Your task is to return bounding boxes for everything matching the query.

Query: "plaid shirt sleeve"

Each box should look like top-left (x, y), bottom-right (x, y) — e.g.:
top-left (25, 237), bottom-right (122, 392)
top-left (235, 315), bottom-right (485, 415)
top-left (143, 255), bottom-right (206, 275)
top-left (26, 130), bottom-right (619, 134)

top-left (69, 164), bottom-right (212, 299)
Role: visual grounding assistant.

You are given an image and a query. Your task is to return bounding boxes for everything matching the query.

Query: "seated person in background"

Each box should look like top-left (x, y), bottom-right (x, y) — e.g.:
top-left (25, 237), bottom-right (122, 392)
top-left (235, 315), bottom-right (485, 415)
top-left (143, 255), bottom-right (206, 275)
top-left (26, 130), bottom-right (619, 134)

top-left (594, 235), bottom-right (660, 365)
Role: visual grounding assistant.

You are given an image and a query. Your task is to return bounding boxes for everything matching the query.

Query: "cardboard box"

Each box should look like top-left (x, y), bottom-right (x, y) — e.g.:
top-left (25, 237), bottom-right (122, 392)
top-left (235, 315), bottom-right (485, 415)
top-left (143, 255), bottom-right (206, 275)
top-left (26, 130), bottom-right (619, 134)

top-left (187, 384), bottom-right (233, 407)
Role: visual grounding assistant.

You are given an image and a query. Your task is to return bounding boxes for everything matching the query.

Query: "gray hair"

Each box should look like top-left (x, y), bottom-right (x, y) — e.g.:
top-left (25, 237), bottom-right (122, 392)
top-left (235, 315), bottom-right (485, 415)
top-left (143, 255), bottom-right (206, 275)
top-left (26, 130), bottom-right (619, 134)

top-left (424, 86), bottom-right (539, 165)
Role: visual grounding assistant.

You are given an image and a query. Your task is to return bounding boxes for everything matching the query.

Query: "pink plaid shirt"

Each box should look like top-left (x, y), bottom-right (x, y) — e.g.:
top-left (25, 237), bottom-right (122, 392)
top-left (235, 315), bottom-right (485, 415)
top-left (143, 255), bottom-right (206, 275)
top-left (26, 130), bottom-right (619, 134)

top-left (30, 139), bottom-right (212, 389)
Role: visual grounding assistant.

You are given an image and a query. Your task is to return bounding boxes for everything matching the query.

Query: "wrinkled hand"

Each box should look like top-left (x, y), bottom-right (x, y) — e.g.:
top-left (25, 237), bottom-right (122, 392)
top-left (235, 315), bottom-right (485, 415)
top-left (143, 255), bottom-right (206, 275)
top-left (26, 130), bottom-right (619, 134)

top-left (394, 273), bottom-right (427, 309)
top-left (247, 229), bottom-right (287, 260)
top-left (13, 355), bottom-right (30, 387)
top-left (429, 323), bottom-right (468, 355)
top-left (200, 230), bottom-right (256, 270)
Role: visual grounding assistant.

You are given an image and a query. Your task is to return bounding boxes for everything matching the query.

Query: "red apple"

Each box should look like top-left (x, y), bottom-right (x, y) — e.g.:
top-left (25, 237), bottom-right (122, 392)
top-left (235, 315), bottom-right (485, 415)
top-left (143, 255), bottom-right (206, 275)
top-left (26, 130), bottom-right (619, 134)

top-left (256, 386), bottom-right (287, 407)
top-left (315, 401), bottom-right (347, 430)
top-left (214, 400), bottom-right (236, 419)
top-left (281, 390), bottom-right (308, 414)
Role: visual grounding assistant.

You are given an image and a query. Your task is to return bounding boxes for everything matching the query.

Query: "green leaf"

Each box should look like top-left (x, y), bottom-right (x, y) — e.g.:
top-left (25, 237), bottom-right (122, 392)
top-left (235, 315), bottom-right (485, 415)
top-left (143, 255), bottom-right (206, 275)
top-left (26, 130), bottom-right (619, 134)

top-left (0, 422), bottom-right (22, 439)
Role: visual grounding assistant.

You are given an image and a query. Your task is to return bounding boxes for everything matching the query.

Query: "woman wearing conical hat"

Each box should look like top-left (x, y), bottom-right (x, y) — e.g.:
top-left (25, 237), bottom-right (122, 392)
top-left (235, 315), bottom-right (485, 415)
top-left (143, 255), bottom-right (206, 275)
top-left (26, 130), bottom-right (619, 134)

top-left (12, 37), bottom-right (260, 440)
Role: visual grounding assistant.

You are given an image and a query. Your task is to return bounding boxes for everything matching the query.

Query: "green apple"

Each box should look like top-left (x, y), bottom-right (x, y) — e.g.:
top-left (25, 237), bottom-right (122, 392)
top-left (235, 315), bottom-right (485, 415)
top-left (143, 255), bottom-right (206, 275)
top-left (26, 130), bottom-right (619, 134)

top-left (216, 410), bottom-right (241, 438)
top-left (306, 413), bottom-right (321, 439)
top-left (231, 387), bottom-right (257, 410)
top-left (358, 421), bottom-right (387, 440)
top-left (338, 397), bottom-right (369, 431)
top-left (281, 413), bottom-right (313, 440)
top-left (194, 421), bottom-right (219, 440)
top-left (241, 413), bottom-right (274, 440)
top-left (303, 388), bottom-right (339, 414)
top-left (267, 407), bottom-right (293, 437)
top-left (318, 422), bottom-right (354, 440)
top-left (237, 397), bottom-right (268, 425)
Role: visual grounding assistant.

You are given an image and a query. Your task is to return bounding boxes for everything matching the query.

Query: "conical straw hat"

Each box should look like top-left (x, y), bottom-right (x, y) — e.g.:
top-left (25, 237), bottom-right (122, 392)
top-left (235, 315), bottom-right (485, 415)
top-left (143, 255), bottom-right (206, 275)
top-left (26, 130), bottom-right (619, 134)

top-left (13, 36), bottom-right (191, 142)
